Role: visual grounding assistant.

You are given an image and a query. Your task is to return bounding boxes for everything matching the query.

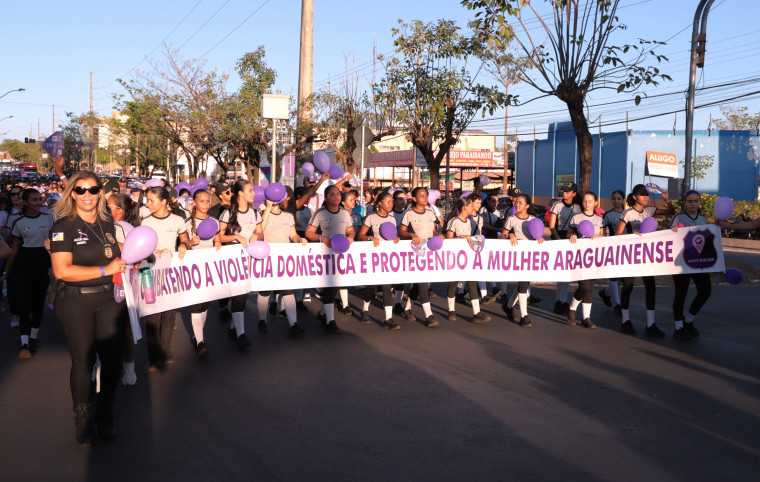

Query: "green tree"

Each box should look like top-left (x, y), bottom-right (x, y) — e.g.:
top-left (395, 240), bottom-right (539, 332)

top-left (373, 19), bottom-right (504, 190)
top-left (713, 104), bottom-right (760, 130)
top-left (680, 154), bottom-right (714, 189)
top-left (0, 139), bottom-right (44, 166)
top-left (463, 0), bottom-right (672, 194)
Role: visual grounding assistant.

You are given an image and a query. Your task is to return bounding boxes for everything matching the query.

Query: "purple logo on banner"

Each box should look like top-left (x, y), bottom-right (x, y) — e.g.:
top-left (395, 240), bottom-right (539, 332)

top-left (682, 228), bottom-right (717, 269)
top-left (43, 131), bottom-right (64, 158)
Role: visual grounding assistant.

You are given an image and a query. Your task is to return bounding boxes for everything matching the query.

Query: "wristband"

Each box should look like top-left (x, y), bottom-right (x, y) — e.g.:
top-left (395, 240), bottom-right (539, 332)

top-left (59, 175), bottom-right (67, 181)
top-left (99, 266), bottom-right (105, 277)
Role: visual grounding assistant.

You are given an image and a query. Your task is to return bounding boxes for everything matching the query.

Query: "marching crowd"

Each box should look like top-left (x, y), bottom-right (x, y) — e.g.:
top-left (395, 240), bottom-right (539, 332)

top-left (0, 160), bottom-right (755, 448)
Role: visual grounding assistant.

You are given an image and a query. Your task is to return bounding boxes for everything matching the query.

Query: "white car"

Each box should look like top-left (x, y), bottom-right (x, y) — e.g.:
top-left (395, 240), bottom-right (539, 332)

top-left (151, 171), bottom-right (168, 181)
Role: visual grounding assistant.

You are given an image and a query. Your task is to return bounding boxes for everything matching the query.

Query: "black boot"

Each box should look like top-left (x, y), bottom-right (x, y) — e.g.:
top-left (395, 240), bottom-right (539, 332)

top-left (94, 395), bottom-right (116, 442)
top-left (73, 403), bottom-right (95, 447)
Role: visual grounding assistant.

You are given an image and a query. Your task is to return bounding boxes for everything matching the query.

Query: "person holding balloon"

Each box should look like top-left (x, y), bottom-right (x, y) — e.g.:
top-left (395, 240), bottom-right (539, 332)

top-left (549, 182), bottom-right (582, 315)
top-left (257, 185), bottom-right (309, 337)
top-left (670, 190), bottom-right (712, 340)
top-left (106, 193), bottom-right (140, 385)
top-left (358, 191), bottom-right (403, 329)
top-left (566, 192), bottom-right (605, 329)
top-left (599, 190), bottom-right (626, 315)
top-left (49, 171), bottom-right (127, 446)
top-left (305, 184), bottom-right (355, 334)
top-left (219, 180), bottom-right (267, 349)
top-left (140, 186), bottom-right (191, 368)
top-left (399, 187), bottom-right (441, 327)
top-left (332, 189), bottom-right (363, 317)
top-left (501, 193), bottom-right (545, 327)
top-left (444, 196), bottom-right (492, 324)
top-left (615, 183), bottom-right (675, 337)
top-left (185, 188), bottom-right (220, 356)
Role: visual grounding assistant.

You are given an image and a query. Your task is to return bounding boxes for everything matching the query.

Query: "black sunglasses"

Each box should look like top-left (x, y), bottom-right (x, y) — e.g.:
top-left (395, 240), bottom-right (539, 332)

top-left (73, 186), bottom-right (102, 195)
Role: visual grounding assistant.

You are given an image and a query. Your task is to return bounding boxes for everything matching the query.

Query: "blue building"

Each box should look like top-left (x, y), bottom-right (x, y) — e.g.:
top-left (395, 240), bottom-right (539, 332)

top-left (515, 121), bottom-right (759, 205)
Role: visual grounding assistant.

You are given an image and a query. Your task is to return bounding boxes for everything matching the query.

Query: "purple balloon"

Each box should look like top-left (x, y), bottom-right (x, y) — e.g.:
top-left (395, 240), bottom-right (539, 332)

top-left (196, 218), bottom-right (219, 240)
top-left (427, 236), bottom-right (443, 251)
top-left (313, 151), bottom-right (331, 172)
top-left (724, 268), bottom-right (743, 285)
top-left (253, 185), bottom-right (266, 204)
top-left (121, 226), bottom-right (159, 264)
top-left (510, 206), bottom-right (517, 215)
top-left (193, 178), bottom-right (209, 190)
top-left (328, 164), bottom-right (343, 180)
top-left (265, 183), bottom-right (286, 202)
top-left (379, 222), bottom-right (397, 241)
top-left (246, 241), bottom-right (270, 259)
top-left (714, 196), bottom-right (734, 220)
top-left (145, 179), bottom-right (163, 188)
top-left (115, 221), bottom-right (134, 238)
top-left (428, 189), bottom-right (441, 204)
top-left (528, 218), bottom-right (544, 240)
top-left (330, 234), bottom-right (350, 253)
top-left (302, 162), bottom-right (315, 178)
top-left (640, 217), bottom-right (658, 234)
top-left (577, 220), bottom-right (595, 238)
top-left (176, 181), bottom-right (191, 193)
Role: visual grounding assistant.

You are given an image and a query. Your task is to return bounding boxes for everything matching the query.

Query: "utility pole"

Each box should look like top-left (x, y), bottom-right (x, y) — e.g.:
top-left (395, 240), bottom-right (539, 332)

top-left (296, 0), bottom-right (313, 161)
top-left (683, 0), bottom-right (716, 199)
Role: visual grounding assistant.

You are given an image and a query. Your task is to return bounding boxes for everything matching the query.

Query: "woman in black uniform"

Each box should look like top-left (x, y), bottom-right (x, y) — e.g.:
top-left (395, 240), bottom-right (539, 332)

top-left (50, 171), bottom-right (127, 447)
top-left (4, 188), bottom-right (54, 357)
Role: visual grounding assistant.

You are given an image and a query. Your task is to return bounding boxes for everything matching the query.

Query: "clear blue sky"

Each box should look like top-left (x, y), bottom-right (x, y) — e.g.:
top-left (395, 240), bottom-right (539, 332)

top-left (1, 0), bottom-right (758, 145)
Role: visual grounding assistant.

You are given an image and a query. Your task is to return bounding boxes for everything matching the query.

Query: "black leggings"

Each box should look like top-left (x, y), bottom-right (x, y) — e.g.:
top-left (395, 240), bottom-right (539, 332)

top-left (191, 302), bottom-right (208, 314)
top-left (573, 279), bottom-right (595, 304)
top-left (229, 293), bottom-right (248, 312)
top-left (517, 282), bottom-right (530, 294)
top-left (403, 283), bottom-right (430, 304)
top-left (259, 290), bottom-right (294, 297)
top-left (448, 281), bottom-right (479, 299)
top-left (55, 290), bottom-right (125, 407)
top-left (621, 276), bottom-right (656, 310)
top-left (364, 285), bottom-right (392, 306)
top-left (144, 310), bottom-right (177, 364)
top-left (672, 273), bottom-right (711, 321)
top-left (15, 248), bottom-right (50, 334)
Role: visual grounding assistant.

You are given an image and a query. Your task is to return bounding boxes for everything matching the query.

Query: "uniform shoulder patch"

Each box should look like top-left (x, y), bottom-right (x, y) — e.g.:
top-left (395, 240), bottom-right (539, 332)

top-left (52, 232), bottom-right (64, 241)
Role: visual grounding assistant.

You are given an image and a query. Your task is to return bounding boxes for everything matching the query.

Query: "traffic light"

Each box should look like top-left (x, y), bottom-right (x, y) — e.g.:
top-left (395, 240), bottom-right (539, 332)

top-left (24, 138), bottom-right (36, 144)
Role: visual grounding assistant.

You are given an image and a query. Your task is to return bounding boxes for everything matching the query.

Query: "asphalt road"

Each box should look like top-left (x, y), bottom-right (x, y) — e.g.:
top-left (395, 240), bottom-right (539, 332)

top-left (0, 270), bottom-right (758, 481)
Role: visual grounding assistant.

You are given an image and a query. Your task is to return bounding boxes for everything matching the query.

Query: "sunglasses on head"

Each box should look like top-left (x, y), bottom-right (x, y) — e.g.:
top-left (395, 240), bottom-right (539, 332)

top-left (73, 186), bottom-right (101, 195)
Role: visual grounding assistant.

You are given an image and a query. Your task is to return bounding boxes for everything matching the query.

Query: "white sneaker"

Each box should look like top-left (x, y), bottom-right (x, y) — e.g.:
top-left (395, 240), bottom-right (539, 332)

top-left (122, 361), bottom-right (137, 386)
top-left (10, 315), bottom-right (19, 328)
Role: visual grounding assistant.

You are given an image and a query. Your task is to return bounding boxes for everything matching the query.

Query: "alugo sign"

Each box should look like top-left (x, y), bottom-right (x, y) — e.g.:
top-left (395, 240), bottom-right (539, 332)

top-left (646, 150), bottom-right (679, 178)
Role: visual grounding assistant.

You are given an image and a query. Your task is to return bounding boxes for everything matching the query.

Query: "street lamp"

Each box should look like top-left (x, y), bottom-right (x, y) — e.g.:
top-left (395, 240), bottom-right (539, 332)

top-left (0, 115), bottom-right (14, 122)
top-left (0, 88), bottom-right (25, 99)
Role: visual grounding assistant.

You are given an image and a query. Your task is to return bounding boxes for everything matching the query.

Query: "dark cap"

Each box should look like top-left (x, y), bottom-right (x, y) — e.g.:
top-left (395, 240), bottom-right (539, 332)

top-left (508, 187), bottom-right (522, 197)
top-left (102, 178), bottom-right (120, 194)
top-left (560, 182), bottom-right (578, 192)
top-left (214, 182), bottom-right (230, 193)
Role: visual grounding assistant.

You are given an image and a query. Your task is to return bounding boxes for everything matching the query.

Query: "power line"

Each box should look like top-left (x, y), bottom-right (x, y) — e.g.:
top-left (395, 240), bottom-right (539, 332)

top-left (198, 0), bottom-right (272, 59)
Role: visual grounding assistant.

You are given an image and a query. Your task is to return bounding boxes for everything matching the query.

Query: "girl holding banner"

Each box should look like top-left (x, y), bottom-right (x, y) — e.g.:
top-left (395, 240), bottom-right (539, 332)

top-left (501, 193), bottom-right (545, 327)
top-left (670, 190), bottom-right (711, 341)
top-left (399, 187), bottom-right (440, 328)
top-left (141, 186), bottom-right (190, 368)
top-left (185, 189), bottom-right (219, 357)
top-left (615, 184), bottom-right (675, 337)
top-left (335, 190), bottom-right (362, 317)
top-left (219, 180), bottom-right (265, 349)
top-left (445, 196), bottom-right (491, 324)
top-left (549, 182), bottom-right (582, 315)
top-left (358, 191), bottom-right (401, 330)
top-left (107, 193), bottom-right (140, 385)
top-left (600, 190), bottom-right (626, 315)
top-left (305, 184), bottom-right (355, 334)
top-left (257, 197), bottom-right (308, 338)
top-left (566, 192), bottom-right (605, 329)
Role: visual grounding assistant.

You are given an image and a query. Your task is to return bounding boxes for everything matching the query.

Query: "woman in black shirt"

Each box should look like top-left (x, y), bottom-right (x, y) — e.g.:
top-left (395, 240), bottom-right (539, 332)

top-left (50, 171), bottom-right (127, 447)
